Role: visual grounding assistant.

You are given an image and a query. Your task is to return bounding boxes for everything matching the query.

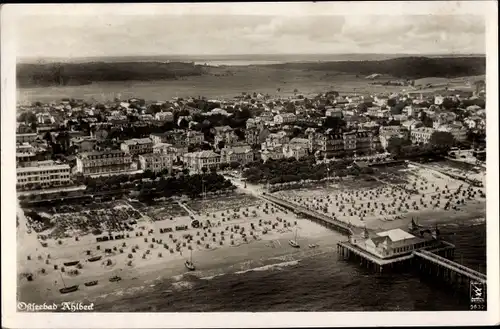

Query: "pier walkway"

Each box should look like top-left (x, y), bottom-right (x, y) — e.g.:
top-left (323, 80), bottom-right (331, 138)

top-left (261, 193), bottom-right (353, 235)
top-left (414, 249), bottom-right (486, 284)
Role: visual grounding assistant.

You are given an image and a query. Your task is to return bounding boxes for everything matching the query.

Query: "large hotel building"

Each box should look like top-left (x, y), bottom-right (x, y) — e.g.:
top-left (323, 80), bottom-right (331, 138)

top-left (16, 160), bottom-right (71, 190)
top-left (76, 150), bottom-right (132, 176)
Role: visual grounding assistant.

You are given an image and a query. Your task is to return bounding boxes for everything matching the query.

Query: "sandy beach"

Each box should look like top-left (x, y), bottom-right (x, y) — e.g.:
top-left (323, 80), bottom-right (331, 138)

top-left (273, 164), bottom-right (486, 230)
top-left (17, 162), bottom-right (486, 306)
top-left (17, 194), bottom-right (337, 305)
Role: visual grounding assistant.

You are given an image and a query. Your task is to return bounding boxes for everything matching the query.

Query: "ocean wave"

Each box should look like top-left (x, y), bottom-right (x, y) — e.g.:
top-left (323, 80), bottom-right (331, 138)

top-left (234, 260), bottom-right (299, 275)
top-left (171, 274), bottom-right (184, 281)
top-left (171, 280), bottom-right (195, 290)
top-left (200, 273), bottom-right (226, 281)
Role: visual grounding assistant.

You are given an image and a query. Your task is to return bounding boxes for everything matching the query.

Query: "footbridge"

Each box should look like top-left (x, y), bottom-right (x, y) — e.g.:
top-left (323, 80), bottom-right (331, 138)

top-left (414, 249), bottom-right (487, 284)
top-left (261, 193), bottom-right (354, 236)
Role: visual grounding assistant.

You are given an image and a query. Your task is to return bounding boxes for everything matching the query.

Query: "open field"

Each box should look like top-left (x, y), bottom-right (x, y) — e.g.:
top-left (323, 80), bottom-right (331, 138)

top-left (18, 67), bottom-right (407, 103)
top-left (272, 163), bottom-right (486, 231)
top-left (17, 192), bottom-right (334, 304)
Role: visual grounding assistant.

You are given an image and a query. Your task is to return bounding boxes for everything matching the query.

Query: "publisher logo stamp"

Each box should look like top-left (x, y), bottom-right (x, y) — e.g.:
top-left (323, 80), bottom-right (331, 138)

top-left (470, 281), bottom-right (485, 303)
top-left (469, 281), bottom-right (486, 310)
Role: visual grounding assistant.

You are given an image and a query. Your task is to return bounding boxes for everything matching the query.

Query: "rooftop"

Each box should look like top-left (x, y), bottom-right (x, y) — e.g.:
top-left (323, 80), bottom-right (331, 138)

top-left (78, 150), bottom-right (127, 158)
top-left (123, 138), bottom-right (153, 145)
top-left (376, 228), bottom-right (416, 242)
top-left (17, 162), bottom-right (70, 173)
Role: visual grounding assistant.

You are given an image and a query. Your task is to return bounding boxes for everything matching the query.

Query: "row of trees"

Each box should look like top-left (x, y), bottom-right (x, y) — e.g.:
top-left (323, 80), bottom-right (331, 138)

top-left (242, 157), bottom-right (374, 184)
top-left (386, 131), bottom-right (455, 160)
top-left (76, 171), bottom-right (235, 200)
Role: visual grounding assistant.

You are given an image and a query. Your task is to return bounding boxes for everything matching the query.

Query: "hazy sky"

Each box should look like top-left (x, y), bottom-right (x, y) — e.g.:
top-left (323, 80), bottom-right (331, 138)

top-left (16, 13), bottom-right (486, 58)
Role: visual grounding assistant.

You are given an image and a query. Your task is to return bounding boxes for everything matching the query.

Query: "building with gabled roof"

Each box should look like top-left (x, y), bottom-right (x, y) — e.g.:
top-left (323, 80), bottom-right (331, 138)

top-left (120, 138), bottom-right (153, 156)
top-left (349, 227), bottom-right (440, 259)
top-left (183, 150), bottom-right (220, 173)
top-left (220, 145), bottom-right (254, 165)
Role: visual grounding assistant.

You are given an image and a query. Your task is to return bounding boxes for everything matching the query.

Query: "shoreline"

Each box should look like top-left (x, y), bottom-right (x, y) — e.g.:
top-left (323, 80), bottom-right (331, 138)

top-left (17, 205), bottom-right (485, 307)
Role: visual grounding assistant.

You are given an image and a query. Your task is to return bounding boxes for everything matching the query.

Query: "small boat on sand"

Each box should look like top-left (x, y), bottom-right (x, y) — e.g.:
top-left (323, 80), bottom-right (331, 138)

top-left (308, 244), bottom-right (318, 249)
top-left (87, 256), bottom-right (102, 262)
top-left (84, 280), bottom-right (98, 287)
top-left (184, 250), bottom-right (196, 271)
top-left (58, 272), bottom-right (78, 294)
top-left (59, 285), bottom-right (79, 294)
top-left (64, 260), bottom-right (80, 267)
top-left (109, 276), bottom-right (122, 282)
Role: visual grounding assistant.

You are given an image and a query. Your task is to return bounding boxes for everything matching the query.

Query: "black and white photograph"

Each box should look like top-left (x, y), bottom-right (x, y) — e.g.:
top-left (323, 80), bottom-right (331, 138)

top-left (1, 2), bottom-right (498, 327)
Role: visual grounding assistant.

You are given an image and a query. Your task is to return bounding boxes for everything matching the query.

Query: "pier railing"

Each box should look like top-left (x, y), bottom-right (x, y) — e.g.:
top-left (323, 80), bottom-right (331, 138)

top-left (414, 250), bottom-right (486, 284)
top-left (261, 194), bottom-right (353, 235)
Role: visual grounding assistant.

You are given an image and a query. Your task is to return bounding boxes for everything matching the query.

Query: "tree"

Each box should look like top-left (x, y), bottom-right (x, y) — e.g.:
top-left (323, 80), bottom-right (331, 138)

top-left (19, 111), bottom-right (37, 125)
top-left (387, 98), bottom-right (397, 107)
top-left (429, 131), bottom-right (455, 150)
top-left (43, 131), bottom-right (53, 144)
top-left (217, 141), bottom-right (225, 150)
top-left (387, 136), bottom-right (411, 156)
top-left (357, 103), bottom-right (369, 113)
top-left (143, 169), bottom-right (154, 179)
top-left (390, 102), bottom-right (405, 115)
top-left (441, 97), bottom-right (460, 110)
top-left (201, 167), bottom-right (208, 174)
top-left (420, 111), bottom-right (434, 128)
top-left (229, 161), bottom-right (240, 169)
top-left (324, 117), bottom-right (346, 131)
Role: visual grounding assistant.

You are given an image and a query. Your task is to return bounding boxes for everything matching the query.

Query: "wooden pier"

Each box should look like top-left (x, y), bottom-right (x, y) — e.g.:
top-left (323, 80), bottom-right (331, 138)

top-left (337, 240), bottom-right (486, 299)
top-left (262, 193), bottom-right (487, 300)
top-left (261, 194), bottom-right (352, 235)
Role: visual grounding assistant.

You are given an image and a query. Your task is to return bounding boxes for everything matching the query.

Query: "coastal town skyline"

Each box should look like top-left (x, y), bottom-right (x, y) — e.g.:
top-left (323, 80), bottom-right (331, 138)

top-left (4, 1), bottom-right (497, 327)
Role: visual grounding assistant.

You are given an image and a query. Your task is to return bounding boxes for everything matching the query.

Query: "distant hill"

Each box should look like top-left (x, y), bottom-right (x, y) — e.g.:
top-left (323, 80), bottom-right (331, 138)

top-left (265, 56), bottom-right (485, 79)
top-left (17, 61), bottom-right (205, 87)
top-left (17, 56), bottom-right (486, 87)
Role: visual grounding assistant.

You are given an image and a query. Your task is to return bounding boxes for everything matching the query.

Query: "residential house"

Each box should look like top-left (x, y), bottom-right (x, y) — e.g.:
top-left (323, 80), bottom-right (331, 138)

top-left (183, 150), bottom-right (220, 173)
top-left (71, 136), bottom-right (97, 152)
top-left (390, 114), bottom-right (408, 122)
top-left (120, 138), bottom-right (154, 156)
top-left (274, 113), bottom-right (297, 125)
top-left (410, 127), bottom-right (435, 144)
top-left (150, 130), bottom-right (186, 146)
top-left (245, 127), bottom-right (270, 146)
top-left (36, 112), bottom-right (55, 124)
top-left (282, 138), bottom-right (309, 160)
top-left (437, 124), bottom-right (468, 143)
top-left (261, 146), bottom-right (285, 162)
top-left (16, 152), bottom-right (38, 168)
top-left (153, 142), bottom-right (187, 162)
top-left (139, 153), bottom-right (174, 173)
top-left (365, 106), bottom-right (380, 117)
top-left (263, 131), bottom-right (289, 149)
top-left (155, 111), bottom-right (174, 122)
top-left (212, 126), bottom-right (238, 148)
top-left (433, 112), bottom-right (457, 129)
top-left (326, 108), bottom-right (343, 118)
top-left (374, 96), bottom-right (389, 107)
top-left (220, 145), bottom-right (254, 165)
top-left (16, 133), bottom-right (38, 144)
top-left (186, 131), bottom-right (204, 145)
top-left (379, 126), bottom-right (409, 150)
top-left (308, 130), bottom-right (344, 157)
